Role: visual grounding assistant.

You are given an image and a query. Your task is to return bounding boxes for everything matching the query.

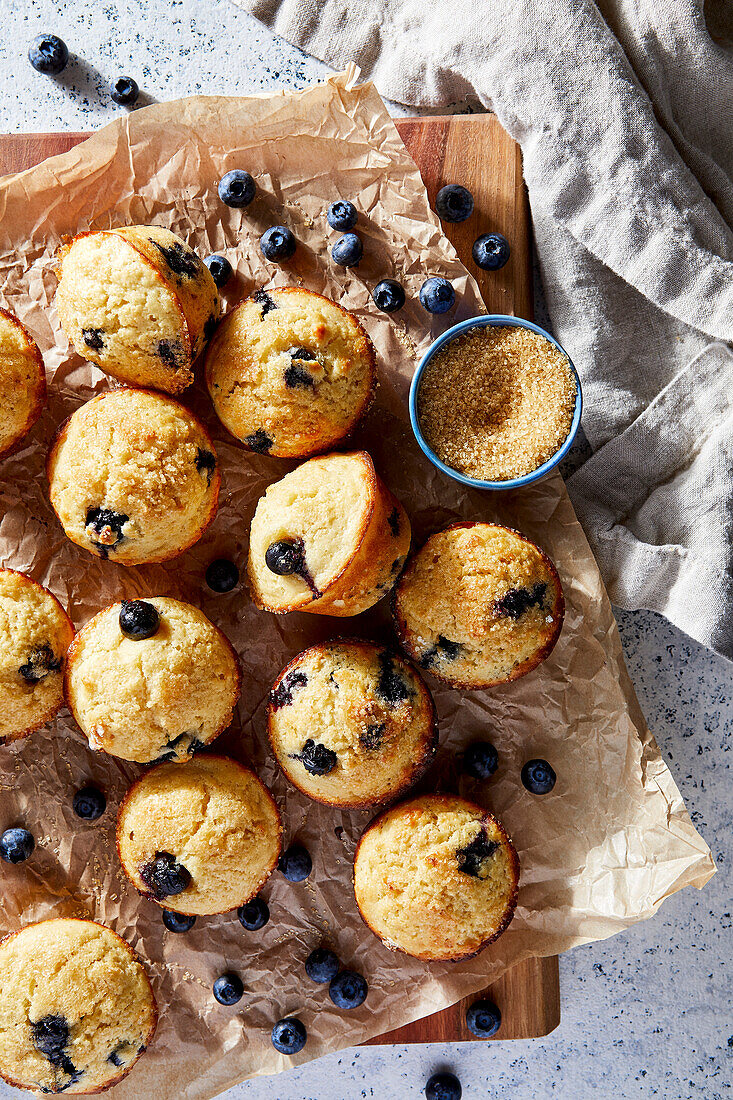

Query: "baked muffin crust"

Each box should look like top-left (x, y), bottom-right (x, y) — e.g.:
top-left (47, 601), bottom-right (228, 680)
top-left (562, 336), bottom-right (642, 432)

top-left (0, 308), bottom-right (46, 458)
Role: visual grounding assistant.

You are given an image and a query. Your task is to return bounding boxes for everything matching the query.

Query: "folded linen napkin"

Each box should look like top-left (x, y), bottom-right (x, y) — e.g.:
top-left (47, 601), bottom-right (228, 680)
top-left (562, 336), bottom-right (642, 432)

top-left (236, 0), bottom-right (733, 660)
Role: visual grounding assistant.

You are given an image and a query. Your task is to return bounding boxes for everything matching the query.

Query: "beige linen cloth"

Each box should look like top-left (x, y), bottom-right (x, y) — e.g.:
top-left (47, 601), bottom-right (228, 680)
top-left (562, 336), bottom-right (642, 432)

top-left (237, 0), bottom-right (733, 661)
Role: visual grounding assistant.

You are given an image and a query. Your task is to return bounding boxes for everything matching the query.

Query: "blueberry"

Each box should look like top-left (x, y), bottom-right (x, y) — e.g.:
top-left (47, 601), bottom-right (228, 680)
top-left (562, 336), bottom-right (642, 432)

top-left (213, 972), bottom-right (244, 1005)
top-left (85, 507), bottom-right (128, 556)
top-left (0, 827), bottom-right (34, 864)
top-left (156, 339), bottom-right (184, 369)
top-left (305, 947), bottom-right (339, 984)
top-left (331, 233), bottom-right (363, 268)
top-left (284, 360), bottom-right (316, 389)
top-left (206, 558), bottom-right (239, 593)
top-left (425, 1071), bottom-right (462, 1100)
top-left (72, 786), bottom-right (106, 820)
top-left (151, 240), bottom-right (201, 279)
top-left (327, 200), bottom-right (358, 231)
top-left (372, 279), bottom-right (405, 313)
top-left (387, 507), bottom-right (400, 537)
top-left (111, 76), bottom-right (139, 106)
top-left (119, 600), bottom-right (160, 641)
top-left (139, 851), bottom-right (191, 900)
top-left (237, 897), bottom-right (270, 931)
top-left (299, 739), bottom-right (337, 776)
top-left (82, 327), bottom-right (104, 350)
top-left (19, 643), bottom-right (61, 683)
top-left (376, 650), bottom-right (411, 707)
top-left (218, 169), bottom-right (255, 209)
top-left (195, 448), bottom-right (217, 483)
top-left (278, 844), bottom-right (312, 883)
top-left (359, 722), bottom-right (385, 750)
top-left (472, 232), bottom-right (511, 271)
top-left (271, 1017), bottom-right (307, 1055)
top-left (270, 670), bottom-right (308, 710)
top-left (521, 758), bottom-right (556, 794)
top-left (244, 428), bottom-right (273, 454)
top-left (466, 998), bottom-right (501, 1038)
top-left (31, 1014), bottom-right (69, 1060)
top-left (162, 910), bottom-right (196, 933)
top-left (463, 741), bottom-right (498, 781)
top-left (419, 277), bottom-right (455, 314)
top-left (329, 969), bottom-right (368, 1010)
top-left (28, 34), bottom-right (68, 75)
top-left (495, 583), bottom-right (547, 619)
top-left (260, 226), bottom-right (296, 262)
top-left (436, 184), bottom-right (474, 223)
top-left (265, 539), bottom-right (303, 576)
top-left (204, 254), bottom-right (233, 289)
top-left (253, 288), bottom-right (277, 316)
top-left (456, 828), bottom-right (498, 879)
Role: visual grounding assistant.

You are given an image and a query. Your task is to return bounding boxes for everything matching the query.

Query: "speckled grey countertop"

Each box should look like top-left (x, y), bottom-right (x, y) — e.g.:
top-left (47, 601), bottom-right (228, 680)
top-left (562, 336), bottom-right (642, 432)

top-left (0, 2), bottom-right (730, 1098)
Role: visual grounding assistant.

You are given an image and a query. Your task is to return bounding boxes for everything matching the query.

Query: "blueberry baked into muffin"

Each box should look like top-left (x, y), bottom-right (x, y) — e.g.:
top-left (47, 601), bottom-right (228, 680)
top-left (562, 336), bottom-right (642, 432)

top-left (47, 388), bottom-right (220, 565)
top-left (65, 597), bottom-right (240, 764)
top-left (55, 225), bottom-right (220, 394)
top-left (248, 450), bottom-right (410, 616)
top-left (117, 755), bottom-right (282, 915)
top-left (0, 568), bottom-right (74, 746)
top-left (392, 521), bottom-right (564, 688)
top-left (353, 794), bottom-right (519, 960)
top-left (268, 641), bottom-right (437, 807)
top-left (205, 287), bottom-right (375, 458)
top-left (0, 918), bottom-right (156, 1095)
top-left (0, 308), bottom-right (46, 459)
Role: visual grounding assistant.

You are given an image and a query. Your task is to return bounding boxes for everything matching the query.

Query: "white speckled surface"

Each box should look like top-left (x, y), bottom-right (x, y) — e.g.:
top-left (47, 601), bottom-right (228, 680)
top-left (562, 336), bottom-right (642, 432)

top-left (0, 2), bottom-right (730, 1097)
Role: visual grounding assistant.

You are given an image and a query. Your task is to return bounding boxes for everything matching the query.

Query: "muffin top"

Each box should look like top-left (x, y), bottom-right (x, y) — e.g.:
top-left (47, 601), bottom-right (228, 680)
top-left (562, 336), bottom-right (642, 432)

top-left (47, 388), bottom-right (220, 565)
top-left (0, 308), bottom-right (46, 458)
top-left (392, 522), bottom-right (564, 688)
top-left (205, 287), bottom-right (375, 457)
top-left (354, 794), bottom-right (519, 960)
top-left (117, 756), bottom-right (282, 915)
top-left (0, 569), bottom-right (74, 745)
top-left (66, 597), bottom-right (241, 764)
top-left (268, 641), bottom-right (437, 807)
top-left (0, 918), bottom-right (156, 1095)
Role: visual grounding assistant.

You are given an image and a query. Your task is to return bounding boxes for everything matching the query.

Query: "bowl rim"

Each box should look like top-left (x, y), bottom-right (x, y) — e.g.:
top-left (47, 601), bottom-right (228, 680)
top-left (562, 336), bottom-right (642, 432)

top-left (408, 314), bottom-right (583, 491)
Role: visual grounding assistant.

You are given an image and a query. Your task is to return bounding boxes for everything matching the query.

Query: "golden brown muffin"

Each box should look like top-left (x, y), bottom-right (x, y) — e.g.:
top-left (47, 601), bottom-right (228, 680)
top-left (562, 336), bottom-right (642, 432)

top-left (392, 522), bottom-right (564, 688)
top-left (0, 308), bottom-right (46, 458)
top-left (353, 794), bottom-right (519, 960)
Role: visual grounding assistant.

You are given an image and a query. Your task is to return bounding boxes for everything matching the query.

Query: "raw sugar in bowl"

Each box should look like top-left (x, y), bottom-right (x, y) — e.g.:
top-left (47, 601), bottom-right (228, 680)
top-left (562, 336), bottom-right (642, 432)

top-left (409, 315), bottom-right (582, 490)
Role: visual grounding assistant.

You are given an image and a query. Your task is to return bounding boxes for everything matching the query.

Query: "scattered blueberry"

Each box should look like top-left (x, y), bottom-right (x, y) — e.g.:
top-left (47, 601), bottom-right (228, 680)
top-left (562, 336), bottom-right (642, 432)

top-left (204, 254), bottom-right (233, 289)
top-left (139, 852), bottom-right (191, 900)
top-left (472, 232), bottom-right (511, 271)
top-left (521, 758), bottom-right (556, 794)
top-left (119, 600), bottom-right (160, 641)
top-left (455, 828), bottom-right (498, 878)
top-left (436, 184), bottom-right (474, 223)
top-left (218, 170), bottom-right (256, 209)
top-left (331, 233), bottom-right (363, 268)
top-left (425, 1071), bottom-right (462, 1100)
top-left (372, 279), bottom-right (405, 313)
top-left (327, 200), bottom-right (358, 231)
top-left (213, 973), bottom-right (244, 1006)
top-left (206, 558), bottom-right (239, 593)
top-left (85, 507), bottom-right (128, 556)
top-left (271, 1017), bottom-right (307, 1055)
top-left (31, 1014), bottom-right (69, 1060)
top-left (0, 827), bottom-right (34, 864)
top-left (72, 786), bottom-right (106, 821)
top-left (19, 644), bottom-right (60, 683)
top-left (270, 670), bottom-right (308, 710)
top-left (244, 428), bottom-right (273, 454)
top-left (151, 239), bottom-right (201, 278)
top-left (305, 947), bottom-right (339, 984)
top-left (299, 739), bottom-right (337, 776)
top-left (28, 34), bottom-right (68, 75)
top-left (376, 650), bottom-right (411, 707)
top-left (111, 77), bottom-right (139, 106)
top-left (495, 582), bottom-right (547, 619)
top-left (278, 844), bottom-right (312, 883)
top-left (463, 741), bottom-right (498, 781)
top-left (265, 539), bottom-right (303, 576)
top-left (419, 277), bottom-right (455, 314)
top-left (162, 911), bottom-right (196, 933)
top-left (260, 226), bottom-right (296, 262)
top-left (238, 897), bottom-right (270, 931)
top-left (466, 998), bottom-right (501, 1038)
top-left (329, 970), bottom-right (368, 1009)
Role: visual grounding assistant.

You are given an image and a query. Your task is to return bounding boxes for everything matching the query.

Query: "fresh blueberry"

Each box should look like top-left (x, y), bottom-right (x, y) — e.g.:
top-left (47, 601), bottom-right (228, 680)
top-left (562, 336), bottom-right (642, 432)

top-left (260, 226), bottom-right (296, 262)
top-left (305, 947), bottom-right (339, 984)
top-left (331, 233), bottom-right (363, 268)
top-left (139, 852), bottom-right (191, 900)
top-left (28, 34), bottom-right (68, 75)
top-left (466, 998), bottom-right (501, 1038)
top-left (521, 758), bottom-right (556, 794)
top-left (206, 558), bottom-right (239, 593)
top-left (162, 910), bottom-right (196, 933)
top-left (238, 897), bottom-right (270, 931)
top-left (119, 600), bottom-right (160, 641)
top-left (0, 827), bottom-right (34, 864)
top-left (278, 844), bottom-right (312, 883)
top-left (204, 254), bottom-right (233, 289)
top-left (436, 184), bottom-right (474, 223)
top-left (72, 786), bottom-right (106, 821)
top-left (299, 739), bottom-right (337, 776)
top-left (271, 1017), bottom-right (307, 1055)
top-left (326, 200), bottom-right (358, 232)
top-left (425, 1071), bottom-right (462, 1100)
top-left (472, 232), bottom-right (511, 271)
top-left (111, 77), bottom-right (139, 106)
top-left (463, 741), bottom-right (498, 781)
top-left (213, 972), bottom-right (244, 1005)
top-left (419, 277), bottom-right (455, 314)
top-left (218, 170), bottom-right (255, 209)
top-left (265, 539), bottom-right (303, 576)
top-left (329, 970), bottom-right (368, 1009)
top-left (372, 279), bottom-right (405, 313)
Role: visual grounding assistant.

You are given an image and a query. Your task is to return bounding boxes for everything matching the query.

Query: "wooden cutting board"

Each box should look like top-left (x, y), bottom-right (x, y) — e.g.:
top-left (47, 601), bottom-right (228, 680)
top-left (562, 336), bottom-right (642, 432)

top-left (0, 115), bottom-right (560, 1044)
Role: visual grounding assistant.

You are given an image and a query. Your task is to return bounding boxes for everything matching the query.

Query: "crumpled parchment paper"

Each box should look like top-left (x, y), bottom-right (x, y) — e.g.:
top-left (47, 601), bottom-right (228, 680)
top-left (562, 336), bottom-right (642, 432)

top-left (0, 69), bottom-right (714, 1099)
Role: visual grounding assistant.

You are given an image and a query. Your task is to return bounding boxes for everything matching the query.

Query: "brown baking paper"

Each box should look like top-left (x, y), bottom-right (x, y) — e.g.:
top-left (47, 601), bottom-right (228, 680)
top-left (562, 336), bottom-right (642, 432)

top-left (0, 69), bottom-right (714, 1098)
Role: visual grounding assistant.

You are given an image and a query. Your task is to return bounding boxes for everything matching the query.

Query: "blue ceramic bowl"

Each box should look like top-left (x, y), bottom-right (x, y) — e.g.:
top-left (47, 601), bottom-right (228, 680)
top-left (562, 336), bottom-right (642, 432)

top-left (409, 315), bottom-right (582, 491)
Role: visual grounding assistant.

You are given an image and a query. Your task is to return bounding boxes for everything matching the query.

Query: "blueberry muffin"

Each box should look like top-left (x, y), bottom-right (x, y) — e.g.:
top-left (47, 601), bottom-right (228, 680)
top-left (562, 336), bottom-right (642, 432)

top-left (117, 755), bottom-right (282, 915)
top-left (0, 569), bottom-right (74, 746)
top-left (248, 451), bottom-right (410, 616)
top-left (0, 918), bottom-right (156, 1095)
top-left (65, 597), bottom-right (240, 764)
top-left (47, 388), bottom-right (220, 565)
top-left (205, 287), bottom-right (375, 458)
top-left (56, 225), bottom-right (220, 394)
top-left (392, 522), bottom-right (564, 688)
top-left (268, 641), bottom-right (437, 807)
top-left (0, 308), bottom-right (46, 459)
top-left (353, 794), bottom-right (519, 960)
